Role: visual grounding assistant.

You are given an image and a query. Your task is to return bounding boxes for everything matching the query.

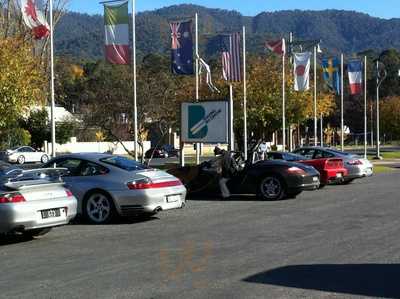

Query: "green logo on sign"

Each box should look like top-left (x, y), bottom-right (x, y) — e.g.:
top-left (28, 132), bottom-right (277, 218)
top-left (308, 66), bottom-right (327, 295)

top-left (188, 105), bottom-right (208, 139)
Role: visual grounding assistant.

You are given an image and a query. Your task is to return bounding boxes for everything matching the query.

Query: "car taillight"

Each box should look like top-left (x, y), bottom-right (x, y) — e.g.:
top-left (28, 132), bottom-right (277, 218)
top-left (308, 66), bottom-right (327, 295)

top-left (326, 159), bottom-right (343, 169)
top-left (0, 193), bottom-right (26, 204)
top-left (65, 189), bottom-right (74, 197)
top-left (127, 178), bottom-right (182, 190)
top-left (287, 166), bottom-right (306, 175)
top-left (347, 159), bottom-right (363, 166)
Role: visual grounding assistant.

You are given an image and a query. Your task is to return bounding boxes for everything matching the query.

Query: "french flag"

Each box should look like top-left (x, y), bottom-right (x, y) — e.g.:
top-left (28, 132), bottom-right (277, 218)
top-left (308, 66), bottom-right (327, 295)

top-left (348, 60), bottom-right (363, 95)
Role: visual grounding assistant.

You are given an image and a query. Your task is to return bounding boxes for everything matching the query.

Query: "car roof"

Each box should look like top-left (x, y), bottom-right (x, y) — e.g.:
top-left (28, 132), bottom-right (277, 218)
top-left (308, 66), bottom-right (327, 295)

top-left (52, 153), bottom-right (114, 161)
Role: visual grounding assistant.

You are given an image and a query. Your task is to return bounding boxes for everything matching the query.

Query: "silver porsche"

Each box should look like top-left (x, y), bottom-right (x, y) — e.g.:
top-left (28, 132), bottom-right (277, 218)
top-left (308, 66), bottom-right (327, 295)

top-left (0, 168), bottom-right (78, 237)
top-left (44, 153), bottom-right (187, 224)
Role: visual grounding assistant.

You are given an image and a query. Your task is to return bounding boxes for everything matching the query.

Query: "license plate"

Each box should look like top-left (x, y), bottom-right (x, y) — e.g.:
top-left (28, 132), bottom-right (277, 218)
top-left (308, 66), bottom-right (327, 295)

top-left (166, 195), bottom-right (181, 203)
top-left (41, 208), bottom-right (61, 219)
top-left (336, 173), bottom-right (343, 178)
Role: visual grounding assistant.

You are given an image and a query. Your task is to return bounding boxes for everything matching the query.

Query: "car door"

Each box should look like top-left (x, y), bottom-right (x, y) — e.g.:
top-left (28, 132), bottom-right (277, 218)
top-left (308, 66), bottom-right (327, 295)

top-left (20, 147), bottom-right (34, 162)
top-left (51, 158), bottom-right (87, 200)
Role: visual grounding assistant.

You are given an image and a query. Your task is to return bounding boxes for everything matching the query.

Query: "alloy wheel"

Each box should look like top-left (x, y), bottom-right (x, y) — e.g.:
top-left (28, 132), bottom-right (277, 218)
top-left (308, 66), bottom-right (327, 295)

top-left (86, 193), bottom-right (112, 224)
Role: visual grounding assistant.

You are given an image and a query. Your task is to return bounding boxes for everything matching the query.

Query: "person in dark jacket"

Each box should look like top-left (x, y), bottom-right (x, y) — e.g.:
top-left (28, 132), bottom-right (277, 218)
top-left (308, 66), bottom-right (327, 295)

top-left (214, 147), bottom-right (239, 199)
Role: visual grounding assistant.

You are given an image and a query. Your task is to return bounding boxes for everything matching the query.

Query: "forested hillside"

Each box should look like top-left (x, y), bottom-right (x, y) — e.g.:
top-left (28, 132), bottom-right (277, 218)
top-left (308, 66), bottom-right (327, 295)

top-left (55, 5), bottom-right (400, 60)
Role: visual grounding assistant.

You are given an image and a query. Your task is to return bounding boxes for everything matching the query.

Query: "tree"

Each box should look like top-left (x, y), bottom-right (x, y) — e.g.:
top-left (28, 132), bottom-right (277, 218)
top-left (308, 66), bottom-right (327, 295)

top-left (381, 96), bottom-right (400, 140)
top-left (0, 38), bottom-right (45, 130)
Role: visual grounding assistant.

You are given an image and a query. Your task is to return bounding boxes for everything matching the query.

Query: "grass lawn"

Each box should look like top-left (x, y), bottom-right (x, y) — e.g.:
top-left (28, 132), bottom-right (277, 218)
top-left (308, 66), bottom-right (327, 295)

top-left (367, 151), bottom-right (400, 160)
top-left (373, 165), bottom-right (397, 174)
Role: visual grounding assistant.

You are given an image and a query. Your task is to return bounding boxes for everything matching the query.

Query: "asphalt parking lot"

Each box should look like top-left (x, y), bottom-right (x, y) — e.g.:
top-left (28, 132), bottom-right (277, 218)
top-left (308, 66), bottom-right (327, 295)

top-left (1, 172), bottom-right (400, 299)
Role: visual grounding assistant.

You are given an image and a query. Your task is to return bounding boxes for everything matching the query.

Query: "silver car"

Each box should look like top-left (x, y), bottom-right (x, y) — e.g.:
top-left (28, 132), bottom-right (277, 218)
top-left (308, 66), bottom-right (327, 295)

top-left (0, 168), bottom-right (77, 237)
top-left (2, 146), bottom-right (49, 164)
top-left (44, 153), bottom-right (187, 224)
top-left (293, 147), bottom-right (373, 183)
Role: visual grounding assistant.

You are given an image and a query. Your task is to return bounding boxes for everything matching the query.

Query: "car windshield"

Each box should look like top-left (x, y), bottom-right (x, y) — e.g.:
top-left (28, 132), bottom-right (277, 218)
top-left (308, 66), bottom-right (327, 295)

top-left (100, 156), bottom-right (148, 171)
top-left (10, 147), bottom-right (20, 151)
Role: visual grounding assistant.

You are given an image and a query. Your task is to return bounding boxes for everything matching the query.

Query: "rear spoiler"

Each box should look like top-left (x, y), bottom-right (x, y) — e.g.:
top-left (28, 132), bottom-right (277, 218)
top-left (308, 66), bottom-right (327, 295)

top-left (0, 168), bottom-right (69, 184)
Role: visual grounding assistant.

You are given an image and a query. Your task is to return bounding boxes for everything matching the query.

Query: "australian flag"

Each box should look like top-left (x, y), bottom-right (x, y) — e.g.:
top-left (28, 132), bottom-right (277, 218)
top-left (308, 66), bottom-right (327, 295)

top-left (170, 20), bottom-right (194, 75)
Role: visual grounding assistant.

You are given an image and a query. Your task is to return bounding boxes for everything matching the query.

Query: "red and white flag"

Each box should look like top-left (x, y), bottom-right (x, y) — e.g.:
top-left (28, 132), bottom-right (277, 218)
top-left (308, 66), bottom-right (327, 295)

top-left (21, 0), bottom-right (50, 40)
top-left (294, 52), bottom-right (311, 91)
top-left (266, 39), bottom-right (286, 55)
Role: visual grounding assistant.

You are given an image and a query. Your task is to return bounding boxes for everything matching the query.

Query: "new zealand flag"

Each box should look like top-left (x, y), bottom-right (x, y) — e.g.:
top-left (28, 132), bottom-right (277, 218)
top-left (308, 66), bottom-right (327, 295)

top-left (170, 20), bottom-right (194, 75)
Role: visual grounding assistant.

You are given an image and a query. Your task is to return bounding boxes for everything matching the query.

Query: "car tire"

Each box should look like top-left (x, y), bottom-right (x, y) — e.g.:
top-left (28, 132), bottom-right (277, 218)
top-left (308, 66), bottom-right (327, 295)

top-left (24, 228), bottom-right (52, 238)
top-left (83, 191), bottom-right (115, 224)
top-left (41, 155), bottom-right (49, 164)
top-left (259, 175), bottom-right (286, 201)
top-left (17, 155), bottom-right (25, 165)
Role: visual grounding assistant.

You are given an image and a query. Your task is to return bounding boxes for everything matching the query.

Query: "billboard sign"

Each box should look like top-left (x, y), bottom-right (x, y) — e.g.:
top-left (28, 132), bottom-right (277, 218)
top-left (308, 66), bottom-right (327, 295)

top-left (181, 101), bottom-right (229, 143)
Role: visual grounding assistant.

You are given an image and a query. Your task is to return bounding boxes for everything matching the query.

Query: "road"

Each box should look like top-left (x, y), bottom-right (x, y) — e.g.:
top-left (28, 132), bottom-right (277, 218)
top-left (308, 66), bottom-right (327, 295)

top-left (1, 173), bottom-right (400, 299)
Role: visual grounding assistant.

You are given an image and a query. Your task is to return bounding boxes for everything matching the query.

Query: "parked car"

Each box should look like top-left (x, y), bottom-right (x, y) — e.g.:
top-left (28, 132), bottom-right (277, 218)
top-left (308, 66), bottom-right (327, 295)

top-left (293, 147), bottom-right (373, 184)
top-left (0, 167), bottom-right (77, 237)
top-left (168, 149), bottom-right (320, 201)
top-left (145, 147), bottom-right (169, 159)
top-left (1, 146), bottom-right (49, 164)
top-left (43, 153), bottom-right (186, 224)
top-left (268, 151), bottom-right (348, 187)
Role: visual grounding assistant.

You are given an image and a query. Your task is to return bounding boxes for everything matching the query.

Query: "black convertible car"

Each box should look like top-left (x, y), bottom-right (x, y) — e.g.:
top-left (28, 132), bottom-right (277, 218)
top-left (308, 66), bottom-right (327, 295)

top-left (168, 150), bottom-right (320, 201)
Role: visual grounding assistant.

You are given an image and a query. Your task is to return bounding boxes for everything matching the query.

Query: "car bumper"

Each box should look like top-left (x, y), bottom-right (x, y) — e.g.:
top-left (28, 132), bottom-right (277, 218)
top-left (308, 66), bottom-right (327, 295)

top-left (0, 197), bottom-right (77, 234)
top-left (287, 173), bottom-right (320, 192)
top-left (110, 185), bottom-right (187, 216)
top-left (346, 166), bottom-right (374, 179)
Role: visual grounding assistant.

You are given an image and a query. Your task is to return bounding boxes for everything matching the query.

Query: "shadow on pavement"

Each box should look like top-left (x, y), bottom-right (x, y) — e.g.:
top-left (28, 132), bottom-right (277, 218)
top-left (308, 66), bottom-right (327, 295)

top-left (243, 264), bottom-right (400, 298)
top-left (0, 234), bottom-right (34, 246)
top-left (70, 215), bottom-right (160, 226)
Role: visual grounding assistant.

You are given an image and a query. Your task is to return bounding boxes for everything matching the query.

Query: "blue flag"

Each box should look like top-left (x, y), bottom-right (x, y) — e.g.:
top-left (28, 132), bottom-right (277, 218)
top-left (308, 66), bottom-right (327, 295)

top-left (322, 57), bottom-right (340, 95)
top-left (170, 20), bottom-right (194, 75)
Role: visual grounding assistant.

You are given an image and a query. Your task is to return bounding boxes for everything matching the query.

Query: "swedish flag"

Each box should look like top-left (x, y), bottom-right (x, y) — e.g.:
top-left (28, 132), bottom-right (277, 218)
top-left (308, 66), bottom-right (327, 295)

top-left (322, 57), bottom-right (340, 95)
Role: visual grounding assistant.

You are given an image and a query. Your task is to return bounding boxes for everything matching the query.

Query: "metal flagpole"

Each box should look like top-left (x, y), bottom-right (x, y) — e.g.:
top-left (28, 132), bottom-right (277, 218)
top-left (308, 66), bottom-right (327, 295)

top-left (132, 0), bottom-right (138, 161)
top-left (320, 113), bottom-right (323, 147)
top-left (243, 26), bottom-right (248, 160)
top-left (195, 13), bottom-right (200, 165)
top-left (376, 60), bottom-right (381, 159)
top-left (313, 46), bottom-right (317, 147)
top-left (282, 38), bottom-right (286, 152)
top-left (341, 53), bottom-right (344, 152)
top-left (49, 0), bottom-right (56, 158)
top-left (364, 56), bottom-right (368, 159)
top-left (229, 34), bottom-right (234, 152)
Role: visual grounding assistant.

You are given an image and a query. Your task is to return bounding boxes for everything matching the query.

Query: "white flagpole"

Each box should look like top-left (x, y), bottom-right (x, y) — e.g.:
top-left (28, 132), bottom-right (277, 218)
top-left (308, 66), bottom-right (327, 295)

top-left (364, 56), bottom-right (368, 159)
top-left (313, 46), bottom-right (318, 147)
top-left (282, 38), bottom-right (286, 152)
top-left (49, 0), bottom-right (56, 158)
top-left (132, 0), bottom-right (138, 161)
top-left (195, 13), bottom-right (200, 165)
top-left (243, 26), bottom-right (248, 160)
top-left (341, 53), bottom-right (344, 151)
top-left (320, 113), bottom-right (323, 147)
top-left (229, 84), bottom-right (234, 151)
top-left (229, 34), bottom-right (234, 152)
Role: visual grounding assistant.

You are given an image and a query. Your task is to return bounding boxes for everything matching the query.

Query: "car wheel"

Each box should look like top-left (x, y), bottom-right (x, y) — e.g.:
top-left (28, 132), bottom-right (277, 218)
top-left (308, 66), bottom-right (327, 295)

top-left (259, 176), bottom-right (286, 201)
top-left (17, 155), bottom-right (25, 165)
top-left (84, 191), bottom-right (115, 224)
top-left (41, 155), bottom-right (49, 164)
top-left (23, 228), bottom-right (52, 238)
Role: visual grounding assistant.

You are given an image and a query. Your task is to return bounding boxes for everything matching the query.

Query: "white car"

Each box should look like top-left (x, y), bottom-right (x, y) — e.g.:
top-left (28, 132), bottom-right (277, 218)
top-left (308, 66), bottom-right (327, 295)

top-left (3, 146), bottom-right (49, 164)
top-left (0, 168), bottom-right (77, 237)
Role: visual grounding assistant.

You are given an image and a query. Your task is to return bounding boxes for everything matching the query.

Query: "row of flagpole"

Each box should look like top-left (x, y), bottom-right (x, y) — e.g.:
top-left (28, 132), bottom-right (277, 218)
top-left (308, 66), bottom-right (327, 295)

top-left (44, 1), bottom-right (386, 162)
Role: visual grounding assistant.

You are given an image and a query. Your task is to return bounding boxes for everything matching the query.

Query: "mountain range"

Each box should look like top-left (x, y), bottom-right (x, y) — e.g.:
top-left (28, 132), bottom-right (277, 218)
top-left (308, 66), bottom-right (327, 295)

top-left (55, 4), bottom-right (400, 61)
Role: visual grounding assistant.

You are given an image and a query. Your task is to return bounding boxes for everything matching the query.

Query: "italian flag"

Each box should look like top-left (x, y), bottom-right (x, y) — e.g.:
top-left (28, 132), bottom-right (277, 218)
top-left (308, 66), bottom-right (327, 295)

top-left (104, 1), bottom-right (130, 65)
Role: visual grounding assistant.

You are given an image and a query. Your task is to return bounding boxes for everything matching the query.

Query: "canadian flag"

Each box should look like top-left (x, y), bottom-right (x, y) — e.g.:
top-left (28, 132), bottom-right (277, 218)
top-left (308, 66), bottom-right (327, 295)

top-left (21, 0), bottom-right (50, 40)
